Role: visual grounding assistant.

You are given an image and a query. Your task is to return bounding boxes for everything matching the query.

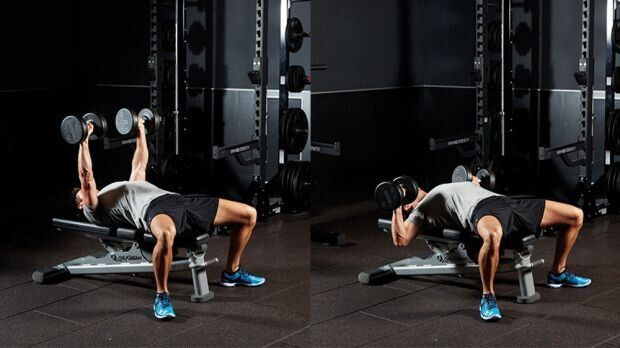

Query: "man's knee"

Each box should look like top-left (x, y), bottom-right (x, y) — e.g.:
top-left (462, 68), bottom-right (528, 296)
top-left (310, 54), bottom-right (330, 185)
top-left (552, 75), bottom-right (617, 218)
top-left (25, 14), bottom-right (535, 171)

top-left (480, 227), bottom-right (502, 250)
top-left (243, 206), bottom-right (257, 226)
top-left (571, 207), bottom-right (584, 227)
top-left (156, 228), bottom-right (176, 246)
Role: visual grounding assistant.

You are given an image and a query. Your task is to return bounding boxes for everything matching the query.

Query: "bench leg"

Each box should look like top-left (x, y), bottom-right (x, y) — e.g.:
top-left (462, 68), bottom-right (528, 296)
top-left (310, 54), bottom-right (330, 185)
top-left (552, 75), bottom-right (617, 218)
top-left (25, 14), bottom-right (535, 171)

top-left (188, 250), bottom-right (218, 303)
top-left (514, 249), bottom-right (544, 304)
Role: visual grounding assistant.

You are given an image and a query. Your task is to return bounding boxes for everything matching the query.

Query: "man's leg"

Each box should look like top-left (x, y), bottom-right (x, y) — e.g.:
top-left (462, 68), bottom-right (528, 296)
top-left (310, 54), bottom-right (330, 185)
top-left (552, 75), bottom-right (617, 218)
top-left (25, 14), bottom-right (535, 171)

top-left (213, 199), bottom-right (258, 273)
top-left (150, 214), bottom-right (177, 293)
top-left (540, 200), bottom-right (584, 274)
top-left (476, 215), bottom-right (503, 295)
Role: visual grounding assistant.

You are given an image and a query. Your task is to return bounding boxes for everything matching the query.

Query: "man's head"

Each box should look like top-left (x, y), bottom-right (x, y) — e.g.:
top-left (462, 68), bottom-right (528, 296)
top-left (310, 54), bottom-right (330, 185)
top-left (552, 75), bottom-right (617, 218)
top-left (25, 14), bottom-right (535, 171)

top-left (71, 187), bottom-right (83, 210)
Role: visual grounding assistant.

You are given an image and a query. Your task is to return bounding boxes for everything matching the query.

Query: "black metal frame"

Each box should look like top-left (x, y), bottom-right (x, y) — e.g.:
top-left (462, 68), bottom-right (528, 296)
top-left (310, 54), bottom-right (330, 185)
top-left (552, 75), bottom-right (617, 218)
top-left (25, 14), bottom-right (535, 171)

top-left (429, 0), bottom-right (512, 170)
top-left (537, 0), bottom-right (602, 219)
top-left (606, 0), bottom-right (618, 165)
top-left (208, 0), bottom-right (273, 219)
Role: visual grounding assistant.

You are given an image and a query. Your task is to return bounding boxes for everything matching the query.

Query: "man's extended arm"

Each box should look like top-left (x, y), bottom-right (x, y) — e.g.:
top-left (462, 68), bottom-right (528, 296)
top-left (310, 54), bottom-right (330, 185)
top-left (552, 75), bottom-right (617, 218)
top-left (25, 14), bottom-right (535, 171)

top-left (129, 119), bottom-right (148, 181)
top-left (78, 124), bottom-right (98, 207)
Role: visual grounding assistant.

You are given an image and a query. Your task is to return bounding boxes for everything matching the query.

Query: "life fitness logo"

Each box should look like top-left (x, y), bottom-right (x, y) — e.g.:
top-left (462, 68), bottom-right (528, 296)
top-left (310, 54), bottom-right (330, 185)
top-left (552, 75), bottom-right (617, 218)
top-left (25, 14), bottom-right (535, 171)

top-left (111, 254), bottom-right (143, 262)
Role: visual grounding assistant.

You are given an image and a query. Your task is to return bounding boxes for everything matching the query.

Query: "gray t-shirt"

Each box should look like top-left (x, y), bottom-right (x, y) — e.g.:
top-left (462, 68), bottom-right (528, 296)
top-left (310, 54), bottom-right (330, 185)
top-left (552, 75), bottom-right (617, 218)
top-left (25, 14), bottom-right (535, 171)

top-left (406, 182), bottom-right (501, 231)
top-left (83, 180), bottom-right (175, 231)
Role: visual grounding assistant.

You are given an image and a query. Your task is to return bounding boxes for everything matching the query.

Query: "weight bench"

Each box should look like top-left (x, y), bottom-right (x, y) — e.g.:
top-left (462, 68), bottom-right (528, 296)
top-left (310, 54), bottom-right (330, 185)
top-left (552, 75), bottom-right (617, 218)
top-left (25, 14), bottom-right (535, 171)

top-left (358, 219), bottom-right (544, 304)
top-left (33, 218), bottom-right (219, 303)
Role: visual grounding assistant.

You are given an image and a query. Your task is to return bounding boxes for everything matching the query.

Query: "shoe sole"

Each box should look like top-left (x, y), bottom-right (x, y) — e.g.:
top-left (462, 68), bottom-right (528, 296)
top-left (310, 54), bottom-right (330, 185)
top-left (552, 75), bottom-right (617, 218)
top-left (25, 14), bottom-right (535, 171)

top-left (153, 306), bottom-right (176, 320)
top-left (220, 279), bottom-right (266, 288)
top-left (479, 307), bottom-right (502, 321)
top-left (479, 306), bottom-right (502, 321)
top-left (546, 279), bottom-right (592, 288)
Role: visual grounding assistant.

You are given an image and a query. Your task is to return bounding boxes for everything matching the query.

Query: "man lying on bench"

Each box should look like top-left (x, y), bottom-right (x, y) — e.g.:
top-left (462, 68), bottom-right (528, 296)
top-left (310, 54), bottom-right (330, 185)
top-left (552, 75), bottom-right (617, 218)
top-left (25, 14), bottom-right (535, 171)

top-left (72, 120), bottom-right (265, 320)
top-left (390, 176), bottom-right (591, 321)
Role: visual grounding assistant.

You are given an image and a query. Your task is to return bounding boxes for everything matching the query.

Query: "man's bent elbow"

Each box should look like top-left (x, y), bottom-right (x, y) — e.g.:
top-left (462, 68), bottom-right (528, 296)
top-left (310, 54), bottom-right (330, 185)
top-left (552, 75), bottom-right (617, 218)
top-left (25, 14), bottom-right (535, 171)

top-left (393, 238), bottom-right (411, 247)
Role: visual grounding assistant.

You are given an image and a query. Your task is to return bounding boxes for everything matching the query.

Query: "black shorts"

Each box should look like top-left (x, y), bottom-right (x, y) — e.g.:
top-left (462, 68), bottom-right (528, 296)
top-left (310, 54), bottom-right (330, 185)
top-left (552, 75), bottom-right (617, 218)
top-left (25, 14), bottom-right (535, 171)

top-left (470, 196), bottom-right (546, 239)
top-left (145, 194), bottom-right (219, 236)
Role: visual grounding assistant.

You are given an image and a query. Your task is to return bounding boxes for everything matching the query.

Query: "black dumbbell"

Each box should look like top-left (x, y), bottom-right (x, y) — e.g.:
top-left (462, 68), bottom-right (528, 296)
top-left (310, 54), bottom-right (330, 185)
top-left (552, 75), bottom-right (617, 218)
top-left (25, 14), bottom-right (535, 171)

top-left (476, 168), bottom-right (496, 190)
top-left (60, 112), bottom-right (108, 145)
top-left (452, 165), bottom-right (475, 183)
top-left (286, 17), bottom-right (311, 53)
top-left (115, 108), bottom-right (161, 137)
top-left (286, 66), bottom-right (311, 93)
top-left (375, 176), bottom-right (419, 211)
top-left (452, 165), bottom-right (496, 190)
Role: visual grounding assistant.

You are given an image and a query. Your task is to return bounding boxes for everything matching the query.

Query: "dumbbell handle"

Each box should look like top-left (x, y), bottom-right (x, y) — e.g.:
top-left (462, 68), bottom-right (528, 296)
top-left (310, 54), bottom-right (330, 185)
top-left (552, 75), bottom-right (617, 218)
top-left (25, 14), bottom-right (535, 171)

top-left (293, 31), bottom-right (311, 38)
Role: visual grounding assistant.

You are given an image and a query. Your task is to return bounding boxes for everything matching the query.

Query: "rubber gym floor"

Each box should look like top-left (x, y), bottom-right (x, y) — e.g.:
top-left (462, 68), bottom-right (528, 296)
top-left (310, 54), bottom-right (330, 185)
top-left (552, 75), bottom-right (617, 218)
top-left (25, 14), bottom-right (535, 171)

top-left (310, 201), bottom-right (620, 347)
top-left (0, 214), bottom-right (310, 347)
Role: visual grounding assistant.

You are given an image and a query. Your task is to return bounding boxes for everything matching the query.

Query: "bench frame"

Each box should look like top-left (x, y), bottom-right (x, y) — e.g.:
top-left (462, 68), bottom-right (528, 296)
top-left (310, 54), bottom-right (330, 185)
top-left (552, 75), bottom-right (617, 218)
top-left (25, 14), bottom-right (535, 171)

top-left (33, 218), bottom-right (219, 303)
top-left (358, 219), bottom-right (544, 304)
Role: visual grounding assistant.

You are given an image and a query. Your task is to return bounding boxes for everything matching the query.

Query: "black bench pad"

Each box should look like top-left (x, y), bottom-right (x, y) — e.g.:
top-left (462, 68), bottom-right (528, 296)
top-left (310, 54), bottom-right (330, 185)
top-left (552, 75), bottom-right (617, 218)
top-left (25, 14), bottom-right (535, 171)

top-left (52, 218), bottom-right (210, 248)
top-left (377, 219), bottom-right (535, 251)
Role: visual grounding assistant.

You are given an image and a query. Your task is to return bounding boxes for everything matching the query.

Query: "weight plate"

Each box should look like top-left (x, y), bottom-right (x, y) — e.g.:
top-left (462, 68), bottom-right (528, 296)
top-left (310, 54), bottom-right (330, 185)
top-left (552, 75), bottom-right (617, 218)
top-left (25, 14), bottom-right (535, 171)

top-left (612, 164), bottom-right (618, 205)
top-left (375, 181), bottom-right (401, 211)
top-left (115, 108), bottom-right (138, 136)
top-left (488, 21), bottom-right (501, 53)
top-left (162, 20), bottom-right (175, 52)
top-left (613, 110), bottom-right (620, 153)
top-left (60, 115), bottom-right (86, 145)
top-left (286, 66), bottom-right (307, 93)
top-left (82, 112), bottom-right (107, 141)
top-left (283, 108), bottom-right (309, 154)
top-left (393, 176), bottom-right (418, 203)
top-left (606, 111), bottom-right (613, 150)
top-left (490, 62), bottom-right (502, 90)
top-left (297, 161), bottom-right (311, 209)
top-left (614, 19), bottom-right (620, 53)
top-left (285, 17), bottom-right (304, 53)
top-left (452, 165), bottom-right (472, 183)
top-left (614, 67), bottom-right (620, 94)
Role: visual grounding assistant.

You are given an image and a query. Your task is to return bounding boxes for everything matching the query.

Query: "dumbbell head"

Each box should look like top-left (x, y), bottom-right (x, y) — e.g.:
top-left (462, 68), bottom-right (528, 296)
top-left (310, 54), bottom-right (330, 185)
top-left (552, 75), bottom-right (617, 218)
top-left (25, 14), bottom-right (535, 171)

top-left (476, 168), bottom-right (496, 190)
top-left (452, 165), bottom-right (474, 183)
top-left (138, 108), bottom-right (161, 135)
top-left (60, 113), bottom-right (107, 145)
top-left (375, 176), bottom-right (419, 211)
top-left (60, 115), bottom-right (87, 145)
top-left (82, 112), bottom-right (107, 141)
top-left (115, 108), bottom-right (138, 136)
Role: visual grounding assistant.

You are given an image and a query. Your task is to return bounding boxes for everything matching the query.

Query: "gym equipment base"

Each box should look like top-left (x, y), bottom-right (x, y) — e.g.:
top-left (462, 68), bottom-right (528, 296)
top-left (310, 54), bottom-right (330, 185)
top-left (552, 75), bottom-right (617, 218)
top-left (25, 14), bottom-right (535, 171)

top-left (33, 218), bottom-right (218, 303)
top-left (359, 219), bottom-right (543, 304)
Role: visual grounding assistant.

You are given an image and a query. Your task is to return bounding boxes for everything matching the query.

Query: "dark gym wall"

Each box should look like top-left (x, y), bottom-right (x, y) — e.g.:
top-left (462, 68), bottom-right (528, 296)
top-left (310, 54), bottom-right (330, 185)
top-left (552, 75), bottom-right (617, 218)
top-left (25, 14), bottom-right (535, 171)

top-left (82, 0), bottom-right (310, 199)
top-left (312, 0), bottom-right (425, 206)
top-left (419, 0), bottom-right (609, 200)
top-left (0, 1), bottom-right (84, 243)
top-left (313, 0), bottom-right (611, 207)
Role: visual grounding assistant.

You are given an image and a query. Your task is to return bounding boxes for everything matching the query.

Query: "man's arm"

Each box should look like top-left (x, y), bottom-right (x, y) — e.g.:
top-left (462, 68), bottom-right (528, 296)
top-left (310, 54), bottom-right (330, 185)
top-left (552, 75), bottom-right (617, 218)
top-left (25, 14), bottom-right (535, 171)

top-left (129, 119), bottom-right (148, 181)
top-left (78, 124), bottom-right (98, 207)
top-left (391, 207), bottom-right (421, 247)
top-left (403, 188), bottom-right (427, 211)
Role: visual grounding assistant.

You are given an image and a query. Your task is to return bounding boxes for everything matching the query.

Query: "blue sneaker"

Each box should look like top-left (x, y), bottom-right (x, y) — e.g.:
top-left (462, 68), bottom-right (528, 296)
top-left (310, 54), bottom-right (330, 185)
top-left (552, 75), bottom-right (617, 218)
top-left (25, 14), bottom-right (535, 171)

top-left (220, 267), bottom-right (266, 287)
top-left (153, 292), bottom-right (176, 320)
top-left (546, 268), bottom-right (592, 288)
top-left (480, 293), bottom-right (502, 321)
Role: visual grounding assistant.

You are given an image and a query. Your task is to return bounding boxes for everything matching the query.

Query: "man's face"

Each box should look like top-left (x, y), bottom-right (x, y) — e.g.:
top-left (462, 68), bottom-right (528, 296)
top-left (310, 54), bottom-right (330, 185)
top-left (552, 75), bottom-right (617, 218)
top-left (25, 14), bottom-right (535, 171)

top-left (75, 191), bottom-right (84, 210)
